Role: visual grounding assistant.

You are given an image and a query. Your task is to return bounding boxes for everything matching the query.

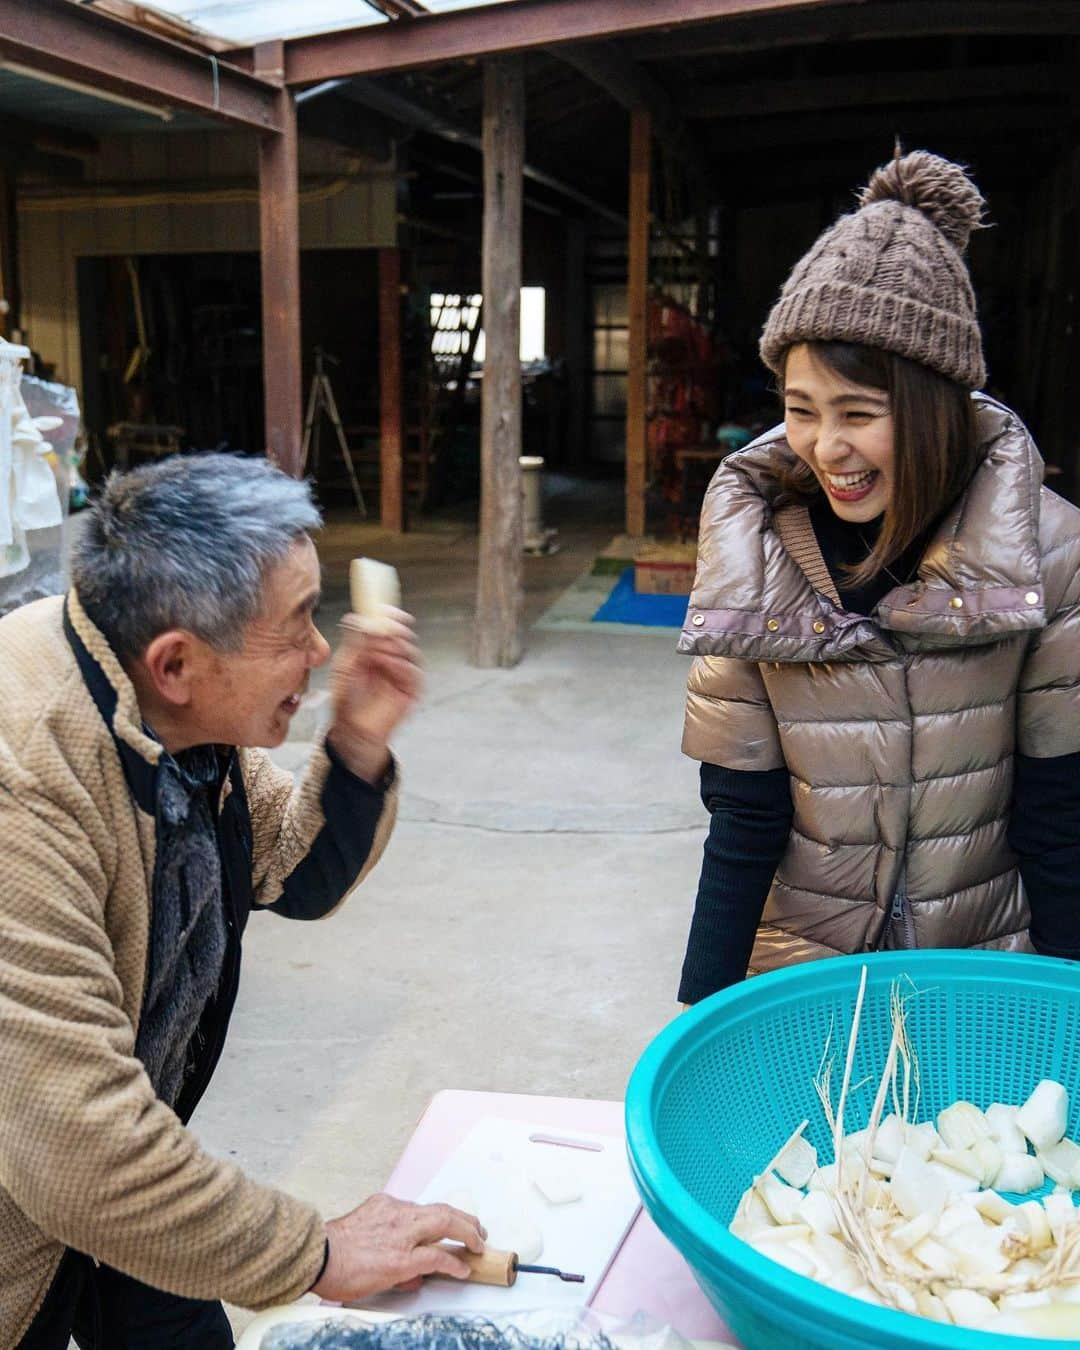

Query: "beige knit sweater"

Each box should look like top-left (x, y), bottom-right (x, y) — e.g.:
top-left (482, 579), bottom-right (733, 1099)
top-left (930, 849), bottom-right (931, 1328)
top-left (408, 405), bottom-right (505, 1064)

top-left (0, 592), bottom-right (398, 1345)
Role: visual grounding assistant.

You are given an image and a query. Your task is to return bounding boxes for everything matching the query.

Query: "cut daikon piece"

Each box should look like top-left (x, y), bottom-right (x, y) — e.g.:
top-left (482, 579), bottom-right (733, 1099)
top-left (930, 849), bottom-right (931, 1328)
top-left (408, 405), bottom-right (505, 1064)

top-left (986, 1103), bottom-right (1028, 1155)
top-left (1002, 1201), bottom-right (1053, 1258)
top-left (349, 558), bottom-right (401, 633)
top-left (972, 1139), bottom-right (1005, 1186)
top-left (995, 1304), bottom-right (1080, 1337)
top-left (808, 1162), bottom-right (838, 1194)
top-left (531, 1168), bottom-right (583, 1206)
top-left (775, 1134), bottom-right (817, 1189)
top-left (973, 1190), bottom-right (1014, 1224)
top-left (1043, 1189), bottom-right (1077, 1239)
top-left (1039, 1137), bottom-right (1080, 1189)
top-left (912, 1237), bottom-right (958, 1277)
top-left (915, 1289), bottom-right (951, 1324)
top-left (848, 1285), bottom-right (884, 1306)
top-left (892, 1149), bottom-right (946, 1219)
top-left (873, 1114), bottom-right (906, 1165)
top-left (994, 1152), bottom-right (1044, 1195)
top-left (927, 1158), bottom-right (980, 1196)
top-left (942, 1289), bottom-right (1000, 1329)
top-left (750, 1234), bottom-right (815, 1278)
top-left (935, 1203), bottom-right (981, 1239)
top-left (797, 1189), bottom-right (839, 1237)
top-left (1017, 1080), bottom-right (1068, 1151)
top-left (890, 1211), bottom-right (936, 1253)
top-left (905, 1120), bottom-right (940, 1160)
top-left (931, 1147), bottom-right (985, 1181)
top-left (1000, 1290), bottom-right (1053, 1311)
top-left (756, 1172), bottom-right (803, 1226)
top-left (937, 1102), bottom-right (993, 1150)
top-left (843, 1129), bottom-right (872, 1160)
top-left (731, 1187), bottom-right (776, 1239)
top-left (942, 1223), bottom-right (1010, 1277)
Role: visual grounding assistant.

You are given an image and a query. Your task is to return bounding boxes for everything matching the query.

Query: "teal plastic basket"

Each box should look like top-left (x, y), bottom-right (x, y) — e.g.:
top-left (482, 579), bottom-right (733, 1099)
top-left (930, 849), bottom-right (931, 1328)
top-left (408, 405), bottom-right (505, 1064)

top-left (625, 951), bottom-right (1080, 1350)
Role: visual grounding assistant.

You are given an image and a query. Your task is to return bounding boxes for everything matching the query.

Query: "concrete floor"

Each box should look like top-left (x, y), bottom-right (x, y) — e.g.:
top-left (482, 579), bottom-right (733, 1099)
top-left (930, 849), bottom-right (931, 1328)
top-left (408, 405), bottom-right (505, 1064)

top-left (188, 477), bottom-right (706, 1335)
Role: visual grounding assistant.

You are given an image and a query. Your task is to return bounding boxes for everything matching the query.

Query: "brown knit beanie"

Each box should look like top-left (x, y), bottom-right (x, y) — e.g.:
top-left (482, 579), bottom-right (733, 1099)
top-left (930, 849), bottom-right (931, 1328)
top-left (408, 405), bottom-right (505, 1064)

top-left (760, 149), bottom-right (987, 389)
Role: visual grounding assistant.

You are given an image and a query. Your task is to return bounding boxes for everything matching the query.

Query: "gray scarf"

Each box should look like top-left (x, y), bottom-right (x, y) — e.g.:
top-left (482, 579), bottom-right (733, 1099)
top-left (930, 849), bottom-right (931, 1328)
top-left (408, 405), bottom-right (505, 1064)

top-left (135, 744), bottom-right (228, 1108)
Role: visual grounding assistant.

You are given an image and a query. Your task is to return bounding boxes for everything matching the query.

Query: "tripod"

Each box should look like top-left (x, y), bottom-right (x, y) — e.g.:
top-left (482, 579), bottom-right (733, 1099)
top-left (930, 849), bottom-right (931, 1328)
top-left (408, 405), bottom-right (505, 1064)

top-left (301, 348), bottom-right (366, 517)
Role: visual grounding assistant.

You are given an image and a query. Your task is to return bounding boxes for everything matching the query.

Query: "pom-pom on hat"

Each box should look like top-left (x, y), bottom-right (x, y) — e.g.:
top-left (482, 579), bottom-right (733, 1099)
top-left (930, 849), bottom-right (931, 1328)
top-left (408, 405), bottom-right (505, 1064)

top-left (759, 148), bottom-right (988, 389)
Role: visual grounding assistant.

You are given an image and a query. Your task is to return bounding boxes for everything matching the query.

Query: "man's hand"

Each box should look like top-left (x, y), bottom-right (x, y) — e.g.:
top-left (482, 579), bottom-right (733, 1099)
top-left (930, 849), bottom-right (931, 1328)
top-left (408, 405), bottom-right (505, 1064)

top-left (312, 1194), bottom-right (487, 1302)
top-left (326, 608), bottom-right (421, 784)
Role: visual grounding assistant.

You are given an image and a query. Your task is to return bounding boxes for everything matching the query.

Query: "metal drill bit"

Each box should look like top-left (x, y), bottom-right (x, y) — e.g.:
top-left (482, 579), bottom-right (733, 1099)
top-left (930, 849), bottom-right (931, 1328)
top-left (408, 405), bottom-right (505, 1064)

top-left (514, 1262), bottom-right (585, 1283)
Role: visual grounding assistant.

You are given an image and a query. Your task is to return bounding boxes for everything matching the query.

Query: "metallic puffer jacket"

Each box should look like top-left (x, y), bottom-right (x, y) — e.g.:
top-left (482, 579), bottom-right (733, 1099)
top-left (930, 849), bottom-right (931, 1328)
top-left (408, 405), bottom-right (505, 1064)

top-left (679, 397), bottom-right (1080, 975)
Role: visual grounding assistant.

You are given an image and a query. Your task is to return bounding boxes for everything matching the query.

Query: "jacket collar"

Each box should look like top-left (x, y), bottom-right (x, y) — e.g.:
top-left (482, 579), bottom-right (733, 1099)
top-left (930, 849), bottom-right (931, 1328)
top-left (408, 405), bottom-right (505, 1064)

top-left (64, 589), bottom-right (163, 813)
top-left (680, 395), bottom-right (1047, 663)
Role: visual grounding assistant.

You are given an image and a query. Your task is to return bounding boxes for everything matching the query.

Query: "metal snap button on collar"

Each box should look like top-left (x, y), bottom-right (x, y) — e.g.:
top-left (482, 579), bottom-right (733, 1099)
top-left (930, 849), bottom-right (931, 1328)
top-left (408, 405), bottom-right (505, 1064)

top-left (1025, 591), bottom-right (1040, 606)
top-left (766, 618), bottom-right (780, 632)
top-left (949, 596), bottom-right (964, 610)
top-left (691, 613), bottom-right (705, 627)
top-left (813, 620), bottom-right (826, 634)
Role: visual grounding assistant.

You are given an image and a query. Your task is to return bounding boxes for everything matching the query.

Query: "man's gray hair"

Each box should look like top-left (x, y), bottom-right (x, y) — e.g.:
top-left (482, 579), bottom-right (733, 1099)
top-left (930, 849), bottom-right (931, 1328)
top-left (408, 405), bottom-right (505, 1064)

top-left (72, 453), bottom-right (322, 661)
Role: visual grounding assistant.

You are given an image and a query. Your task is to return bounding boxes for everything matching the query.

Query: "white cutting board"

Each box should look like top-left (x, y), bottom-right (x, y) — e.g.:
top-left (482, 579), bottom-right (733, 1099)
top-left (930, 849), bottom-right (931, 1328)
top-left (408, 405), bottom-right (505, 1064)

top-left (355, 1117), bottom-right (641, 1316)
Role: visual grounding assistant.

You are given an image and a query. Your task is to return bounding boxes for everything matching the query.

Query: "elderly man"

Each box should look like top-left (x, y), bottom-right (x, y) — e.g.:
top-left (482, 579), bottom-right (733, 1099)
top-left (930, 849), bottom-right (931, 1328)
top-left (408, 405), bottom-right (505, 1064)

top-left (3, 455), bottom-right (483, 1349)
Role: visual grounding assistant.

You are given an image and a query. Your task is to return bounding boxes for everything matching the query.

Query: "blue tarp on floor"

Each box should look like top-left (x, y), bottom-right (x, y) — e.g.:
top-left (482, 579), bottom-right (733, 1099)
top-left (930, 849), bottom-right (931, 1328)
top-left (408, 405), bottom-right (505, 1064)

top-left (591, 567), bottom-right (689, 627)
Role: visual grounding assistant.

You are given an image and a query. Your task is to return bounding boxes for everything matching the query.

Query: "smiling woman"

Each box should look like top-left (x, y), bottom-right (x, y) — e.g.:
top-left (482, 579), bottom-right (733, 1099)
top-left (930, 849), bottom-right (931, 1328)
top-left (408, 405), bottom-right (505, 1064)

top-left (675, 148), bottom-right (1080, 1005)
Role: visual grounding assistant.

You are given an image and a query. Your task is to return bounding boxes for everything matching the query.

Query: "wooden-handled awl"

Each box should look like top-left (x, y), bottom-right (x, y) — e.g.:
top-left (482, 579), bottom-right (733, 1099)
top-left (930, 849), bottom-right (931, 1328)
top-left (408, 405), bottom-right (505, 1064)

top-left (454, 1247), bottom-right (585, 1287)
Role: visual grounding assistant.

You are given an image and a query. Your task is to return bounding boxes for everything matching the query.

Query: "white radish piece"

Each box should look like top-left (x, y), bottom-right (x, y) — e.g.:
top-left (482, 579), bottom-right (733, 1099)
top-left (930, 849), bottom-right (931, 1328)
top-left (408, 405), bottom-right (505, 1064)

top-left (986, 1103), bottom-right (1028, 1155)
top-left (774, 1134), bottom-right (817, 1189)
top-left (994, 1304), bottom-right (1080, 1337)
top-left (942, 1288), bottom-right (1000, 1329)
top-left (905, 1121), bottom-right (941, 1160)
top-left (848, 1285), bottom-right (884, 1306)
top-left (931, 1147), bottom-right (985, 1181)
top-left (1043, 1190), bottom-right (1077, 1240)
top-left (973, 1190), bottom-right (1014, 1224)
top-left (994, 1152), bottom-right (1044, 1195)
top-left (755, 1171), bottom-right (803, 1226)
top-left (971, 1139), bottom-right (1005, 1187)
top-left (531, 1168), bottom-right (583, 1206)
top-left (999, 1290), bottom-right (1053, 1311)
top-left (891, 1148), bottom-right (946, 1219)
top-left (1017, 1080), bottom-right (1068, 1152)
top-left (349, 558), bottom-right (401, 634)
top-left (889, 1211), bottom-right (936, 1253)
top-left (1038, 1137), bottom-right (1080, 1189)
top-left (873, 1114), bottom-right (906, 1165)
top-left (808, 1162), bottom-right (838, 1194)
top-left (730, 1188), bottom-right (776, 1239)
top-left (483, 1212), bottom-right (544, 1263)
top-left (749, 1234), bottom-right (815, 1278)
top-left (915, 1289), bottom-right (950, 1324)
top-left (935, 1204), bottom-right (980, 1239)
top-left (941, 1223), bottom-right (1010, 1278)
top-left (797, 1189), bottom-right (839, 1237)
top-left (912, 1237), bottom-right (958, 1277)
top-left (937, 1101), bottom-right (993, 1150)
top-left (927, 1158), bottom-right (980, 1196)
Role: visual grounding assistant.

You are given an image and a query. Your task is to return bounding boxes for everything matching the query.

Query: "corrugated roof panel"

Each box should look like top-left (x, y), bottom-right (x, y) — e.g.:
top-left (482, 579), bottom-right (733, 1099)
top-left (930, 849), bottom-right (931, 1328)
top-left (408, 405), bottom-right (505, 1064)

top-left (144, 0), bottom-right (523, 44)
top-left (145, 1), bottom-right (389, 43)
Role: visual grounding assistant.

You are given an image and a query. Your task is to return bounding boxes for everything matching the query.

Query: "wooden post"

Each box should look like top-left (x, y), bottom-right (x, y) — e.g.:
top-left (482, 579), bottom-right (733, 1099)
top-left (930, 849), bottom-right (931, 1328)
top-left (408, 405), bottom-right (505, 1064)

top-left (256, 41), bottom-right (303, 476)
top-left (0, 167), bottom-right (19, 340)
top-left (378, 246), bottom-right (405, 531)
top-left (564, 217), bottom-right (587, 465)
top-left (625, 106), bottom-right (651, 538)
top-left (471, 57), bottom-right (524, 669)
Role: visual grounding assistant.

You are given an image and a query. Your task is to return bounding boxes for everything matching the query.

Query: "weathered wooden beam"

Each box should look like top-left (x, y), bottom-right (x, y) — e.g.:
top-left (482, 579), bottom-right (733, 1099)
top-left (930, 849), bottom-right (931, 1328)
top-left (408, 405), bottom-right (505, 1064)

top-left (0, 0), bottom-right (282, 131)
top-left (625, 106), bottom-right (650, 541)
top-left (0, 167), bottom-right (18, 339)
top-left (256, 43), bottom-right (303, 476)
top-left (378, 246), bottom-right (405, 533)
top-left (555, 43), bottom-right (710, 185)
top-left (280, 0), bottom-right (863, 83)
top-left (471, 56), bottom-right (525, 670)
top-left (686, 61), bottom-right (1070, 120)
top-left (624, 0), bottom-right (1080, 61)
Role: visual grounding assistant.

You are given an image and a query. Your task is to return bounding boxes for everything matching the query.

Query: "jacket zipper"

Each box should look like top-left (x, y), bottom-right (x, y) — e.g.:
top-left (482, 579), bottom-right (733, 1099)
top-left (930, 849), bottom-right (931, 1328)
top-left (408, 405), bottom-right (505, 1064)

top-left (891, 871), bottom-right (918, 950)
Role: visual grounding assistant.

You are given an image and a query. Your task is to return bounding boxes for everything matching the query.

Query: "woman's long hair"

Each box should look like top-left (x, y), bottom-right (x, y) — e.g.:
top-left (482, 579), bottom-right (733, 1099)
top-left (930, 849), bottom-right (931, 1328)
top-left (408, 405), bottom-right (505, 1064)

top-left (775, 342), bottom-right (982, 588)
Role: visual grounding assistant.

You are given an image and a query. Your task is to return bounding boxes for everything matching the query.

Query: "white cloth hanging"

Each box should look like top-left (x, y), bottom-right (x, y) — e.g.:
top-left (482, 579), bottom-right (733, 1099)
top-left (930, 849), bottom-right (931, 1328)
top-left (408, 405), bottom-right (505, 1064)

top-left (0, 340), bottom-right (64, 579)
